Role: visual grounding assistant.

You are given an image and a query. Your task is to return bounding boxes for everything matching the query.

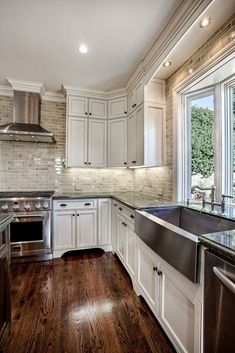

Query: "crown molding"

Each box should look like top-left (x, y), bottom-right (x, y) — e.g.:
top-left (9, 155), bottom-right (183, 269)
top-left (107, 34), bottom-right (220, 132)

top-left (63, 85), bottom-right (127, 100)
top-left (0, 85), bottom-right (13, 97)
top-left (6, 78), bottom-right (45, 97)
top-left (43, 91), bottom-right (66, 102)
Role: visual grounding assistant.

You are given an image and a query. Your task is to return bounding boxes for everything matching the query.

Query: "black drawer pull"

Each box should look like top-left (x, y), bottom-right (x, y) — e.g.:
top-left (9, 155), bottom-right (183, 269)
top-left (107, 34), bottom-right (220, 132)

top-left (119, 207), bottom-right (122, 211)
top-left (60, 204), bottom-right (67, 207)
top-left (132, 161), bottom-right (136, 164)
top-left (85, 203), bottom-right (91, 206)
top-left (130, 214), bottom-right (134, 219)
top-left (114, 203), bottom-right (117, 207)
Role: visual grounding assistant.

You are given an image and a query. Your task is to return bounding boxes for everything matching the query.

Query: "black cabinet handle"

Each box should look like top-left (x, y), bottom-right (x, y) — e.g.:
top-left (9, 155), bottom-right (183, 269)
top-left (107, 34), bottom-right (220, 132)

top-left (130, 214), bottom-right (134, 219)
top-left (122, 222), bottom-right (127, 227)
top-left (85, 203), bottom-right (91, 206)
top-left (124, 111), bottom-right (127, 114)
top-left (84, 162), bottom-right (87, 165)
top-left (132, 104), bottom-right (134, 108)
top-left (134, 103), bottom-right (136, 107)
top-left (157, 271), bottom-right (162, 276)
top-left (60, 204), bottom-right (67, 207)
top-left (119, 207), bottom-right (122, 211)
top-left (77, 213), bottom-right (79, 216)
top-left (124, 162), bottom-right (127, 165)
top-left (88, 162), bottom-right (91, 165)
top-left (132, 161), bottom-right (136, 164)
top-left (153, 266), bottom-right (158, 272)
top-left (114, 203), bottom-right (117, 207)
top-left (85, 112), bottom-right (88, 115)
top-left (73, 214), bottom-right (75, 216)
top-left (89, 112), bottom-right (92, 115)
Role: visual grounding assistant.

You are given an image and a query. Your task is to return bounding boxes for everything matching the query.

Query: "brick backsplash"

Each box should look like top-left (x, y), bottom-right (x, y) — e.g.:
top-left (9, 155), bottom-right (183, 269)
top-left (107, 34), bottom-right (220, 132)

top-left (0, 97), bottom-right (133, 192)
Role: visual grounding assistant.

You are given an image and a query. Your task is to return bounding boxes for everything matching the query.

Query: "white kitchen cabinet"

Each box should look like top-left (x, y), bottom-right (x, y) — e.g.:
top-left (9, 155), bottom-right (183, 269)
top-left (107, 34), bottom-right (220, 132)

top-left (159, 264), bottom-right (201, 353)
top-left (89, 99), bottom-right (107, 119)
top-left (76, 210), bottom-right (97, 247)
top-left (136, 239), bottom-right (160, 314)
top-left (111, 201), bottom-right (118, 251)
top-left (53, 211), bottom-right (76, 251)
top-left (116, 214), bottom-right (126, 262)
top-left (135, 238), bottom-right (202, 353)
top-left (125, 223), bottom-right (136, 278)
top-left (67, 116), bottom-right (87, 167)
top-left (108, 118), bottom-right (127, 167)
top-left (128, 80), bottom-right (144, 113)
top-left (128, 104), bottom-right (144, 166)
top-left (67, 117), bottom-right (107, 167)
top-left (88, 119), bottom-right (107, 166)
top-left (68, 96), bottom-right (88, 117)
top-left (108, 97), bottom-right (127, 118)
top-left (98, 199), bottom-right (111, 245)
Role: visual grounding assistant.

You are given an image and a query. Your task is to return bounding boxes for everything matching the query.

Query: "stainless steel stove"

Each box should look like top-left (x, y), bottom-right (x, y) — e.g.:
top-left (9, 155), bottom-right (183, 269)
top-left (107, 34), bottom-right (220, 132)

top-left (0, 191), bottom-right (54, 262)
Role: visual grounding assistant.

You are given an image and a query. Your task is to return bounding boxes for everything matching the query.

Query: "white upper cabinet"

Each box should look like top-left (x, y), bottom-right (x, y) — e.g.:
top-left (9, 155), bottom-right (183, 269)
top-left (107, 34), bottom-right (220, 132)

top-left (89, 99), bottom-right (107, 119)
top-left (108, 97), bottom-right (128, 118)
top-left (88, 119), bottom-right (107, 167)
top-left (67, 116), bottom-right (88, 167)
top-left (68, 96), bottom-right (88, 117)
top-left (128, 104), bottom-right (144, 166)
top-left (108, 118), bottom-right (127, 167)
top-left (145, 78), bottom-right (166, 104)
top-left (128, 80), bottom-right (144, 113)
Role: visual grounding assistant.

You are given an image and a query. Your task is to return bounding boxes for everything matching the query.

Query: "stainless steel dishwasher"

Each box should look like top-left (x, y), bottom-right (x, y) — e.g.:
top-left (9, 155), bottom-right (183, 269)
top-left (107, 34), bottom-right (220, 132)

top-left (204, 250), bottom-right (235, 353)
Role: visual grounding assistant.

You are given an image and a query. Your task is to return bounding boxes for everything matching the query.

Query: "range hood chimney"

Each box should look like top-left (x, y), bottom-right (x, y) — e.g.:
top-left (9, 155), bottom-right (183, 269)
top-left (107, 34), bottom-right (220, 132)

top-left (0, 90), bottom-right (56, 143)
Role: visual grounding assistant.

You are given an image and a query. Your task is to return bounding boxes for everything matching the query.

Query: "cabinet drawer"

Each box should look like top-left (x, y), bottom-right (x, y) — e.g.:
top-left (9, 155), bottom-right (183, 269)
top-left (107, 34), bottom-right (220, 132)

top-left (114, 201), bottom-right (135, 223)
top-left (53, 199), bottom-right (97, 210)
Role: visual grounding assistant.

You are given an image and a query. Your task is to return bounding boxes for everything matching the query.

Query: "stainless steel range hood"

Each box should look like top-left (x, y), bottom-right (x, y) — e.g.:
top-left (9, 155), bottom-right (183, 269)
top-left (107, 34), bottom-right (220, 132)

top-left (0, 91), bottom-right (56, 143)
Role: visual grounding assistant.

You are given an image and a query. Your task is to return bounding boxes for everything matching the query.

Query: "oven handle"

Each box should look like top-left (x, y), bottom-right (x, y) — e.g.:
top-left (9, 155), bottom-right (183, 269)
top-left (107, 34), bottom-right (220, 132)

top-left (213, 266), bottom-right (235, 295)
top-left (13, 215), bottom-right (46, 223)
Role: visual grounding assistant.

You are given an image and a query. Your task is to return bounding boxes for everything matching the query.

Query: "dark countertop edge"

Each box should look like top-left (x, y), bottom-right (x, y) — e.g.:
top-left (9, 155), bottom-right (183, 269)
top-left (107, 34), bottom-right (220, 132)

top-left (199, 236), bottom-right (235, 262)
top-left (0, 215), bottom-right (14, 232)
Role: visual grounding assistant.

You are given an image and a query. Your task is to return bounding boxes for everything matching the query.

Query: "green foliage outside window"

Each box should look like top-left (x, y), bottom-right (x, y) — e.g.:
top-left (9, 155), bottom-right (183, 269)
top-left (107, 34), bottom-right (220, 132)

top-left (191, 105), bottom-right (214, 177)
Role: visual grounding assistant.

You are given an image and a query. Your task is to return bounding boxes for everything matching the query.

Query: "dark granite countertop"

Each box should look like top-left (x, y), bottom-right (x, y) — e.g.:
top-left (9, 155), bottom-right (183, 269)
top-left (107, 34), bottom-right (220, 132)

top-left (0, 214), bottom-right (13, 231)
top-left (53, 191), bottom-right (174, 210)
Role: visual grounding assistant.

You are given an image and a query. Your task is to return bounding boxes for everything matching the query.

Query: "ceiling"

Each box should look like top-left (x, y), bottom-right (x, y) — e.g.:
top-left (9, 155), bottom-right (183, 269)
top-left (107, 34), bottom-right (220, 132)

top-left (0, 0), bottom-right (180, 92)
top-left (154, 0), bottom-right (235, 80)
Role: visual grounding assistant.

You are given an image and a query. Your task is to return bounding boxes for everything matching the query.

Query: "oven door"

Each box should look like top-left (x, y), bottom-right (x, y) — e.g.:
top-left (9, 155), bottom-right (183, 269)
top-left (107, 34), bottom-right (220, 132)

top-left (10, 212), bottom-right (51, 258)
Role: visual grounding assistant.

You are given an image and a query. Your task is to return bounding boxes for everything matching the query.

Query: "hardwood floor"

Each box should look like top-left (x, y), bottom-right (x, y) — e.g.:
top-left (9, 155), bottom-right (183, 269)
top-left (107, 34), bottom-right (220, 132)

top-left (3, 250), bottom-right (176, 353)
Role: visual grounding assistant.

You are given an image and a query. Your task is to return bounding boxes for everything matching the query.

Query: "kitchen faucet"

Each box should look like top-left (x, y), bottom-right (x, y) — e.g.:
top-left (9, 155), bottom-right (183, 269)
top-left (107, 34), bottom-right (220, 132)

top-left (190, 185), bottom-right (234, 213)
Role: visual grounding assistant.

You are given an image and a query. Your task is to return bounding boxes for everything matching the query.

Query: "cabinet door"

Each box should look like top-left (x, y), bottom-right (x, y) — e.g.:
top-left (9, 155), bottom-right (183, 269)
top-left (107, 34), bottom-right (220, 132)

top-left (0, 247), bottom-right (10, 350)
top-left (89, 99), bottom-right (107, 119)
top-left (128, 112), bottom-right (137, 166)
top-left (98, 199), bottom-right (111, 245)
top-left (135, 80), bottom-right (144, 108)
top-left (88, 119), bottom-right (107, 166)
top-left (128, 90), bottom-right (135, 114)
top-left (159, 264), bottom-right (201, 353)
top-left (67, 117), bottom-right (88, 167)
top-left (111, 202), bottom-right (118, 251)
top-left (125, 224), bottom-right (136, 278)
top-left (77, 210), bottom-right (97, 247)
top-left (68, 96), bottom-right (88, 117)
top-left (144, 103), bottom-right (165, 166)
top-left (136, 240), bottom-right (160, 314)
top-left (116, 215), bottom-right (126, 263)
top-left (53, 211), bottom-right (76, 250)
top-left (108, 98), bottom-right (127, 118)
top-left (136, 104), bottom-right (144, 166)
top-left (108, 118), bottom-right (127, 167)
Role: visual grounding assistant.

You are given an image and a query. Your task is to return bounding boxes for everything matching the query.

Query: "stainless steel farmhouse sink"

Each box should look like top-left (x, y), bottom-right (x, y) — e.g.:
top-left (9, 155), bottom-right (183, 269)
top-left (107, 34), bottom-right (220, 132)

top-left (135, 206), bottom-right (235, 283)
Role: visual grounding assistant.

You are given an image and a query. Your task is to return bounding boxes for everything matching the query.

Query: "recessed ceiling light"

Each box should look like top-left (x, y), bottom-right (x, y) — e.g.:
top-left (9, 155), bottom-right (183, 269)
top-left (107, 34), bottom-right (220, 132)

top-left (186, 68), bottom-right (194, 74)
top-left (230, 31), bottom-right (235, 39)
top-left (163, 61), bottom-right (172, 68)
top-left (199, 16), bottom-right (211, 28)
top-left (78, 43), bottom-right (88, 54)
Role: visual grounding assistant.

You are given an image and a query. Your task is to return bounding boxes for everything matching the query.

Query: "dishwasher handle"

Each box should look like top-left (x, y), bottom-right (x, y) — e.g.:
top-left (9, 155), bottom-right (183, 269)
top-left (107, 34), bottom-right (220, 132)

top-left (213, 266), bottom-right (235, 295)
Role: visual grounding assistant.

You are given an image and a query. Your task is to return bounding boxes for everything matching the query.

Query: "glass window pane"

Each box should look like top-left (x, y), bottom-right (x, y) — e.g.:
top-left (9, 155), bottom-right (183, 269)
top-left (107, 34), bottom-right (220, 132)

top-left (189, 93), bottom-right (215, 199)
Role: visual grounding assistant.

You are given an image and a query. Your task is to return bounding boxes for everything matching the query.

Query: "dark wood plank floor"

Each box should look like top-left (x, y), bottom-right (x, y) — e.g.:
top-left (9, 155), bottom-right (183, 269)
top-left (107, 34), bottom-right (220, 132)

top-left (3, 250), bottom-right (176, 353)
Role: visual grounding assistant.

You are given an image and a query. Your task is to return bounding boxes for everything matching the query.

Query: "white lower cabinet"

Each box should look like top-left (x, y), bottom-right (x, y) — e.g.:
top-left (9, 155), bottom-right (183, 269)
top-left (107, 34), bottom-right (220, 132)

top-left (135, 238), bottom-right (202, 353)
top-left (76, 210), bottom-right (97, 247)
top-left (53, 211), bottom-right (76, 251)
top-left (116, 214), bottom-right (126, 262)
top-left (98, 199), bottom-right (111, 245)
top-left (125, 224), bottom-right (136, 278)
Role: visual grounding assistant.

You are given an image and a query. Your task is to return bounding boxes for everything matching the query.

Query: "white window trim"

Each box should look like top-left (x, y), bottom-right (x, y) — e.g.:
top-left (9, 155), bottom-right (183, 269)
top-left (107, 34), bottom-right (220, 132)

top-left (173, 53), bottom-right (235, 202)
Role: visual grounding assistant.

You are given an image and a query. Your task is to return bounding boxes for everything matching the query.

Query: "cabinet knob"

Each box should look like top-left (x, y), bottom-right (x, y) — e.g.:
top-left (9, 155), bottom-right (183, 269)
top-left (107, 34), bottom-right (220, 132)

top-left (114, 203), bottom-right (117, 207)
top-left (132, 104), bottom-right (134, 108)
top-left (84, 162), bottom-right (87, 165)
top-left (153, 266), bottom-right (158, 272)
top-left (124, 162), bottom-right (127, 165)
top-left (85, 112), bottom-right (88, 115)
top-left (73, 214), bottom-right (75, 216)
top-left (89, 112), bottom-right (92, 116)
top-left (134, 103), bottom-right (136, 107)
top-left (122, 222), bottom-right (127, 227)
top-left (157, 271), bottom-right (162, 276)
top-left (124, 111), bottom-right (127, 114)
top-left (130, 214), bottom-right (134, 219)
top-left (119, 207), bottom-right (122, 211)
top-left (88, 162), bottom-right (91, 165)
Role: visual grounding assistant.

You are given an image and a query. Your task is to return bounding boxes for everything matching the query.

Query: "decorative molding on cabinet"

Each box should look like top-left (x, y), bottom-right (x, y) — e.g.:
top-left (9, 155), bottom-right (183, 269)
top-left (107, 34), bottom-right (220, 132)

top-left (63, 85), bottom-right (127, 100)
